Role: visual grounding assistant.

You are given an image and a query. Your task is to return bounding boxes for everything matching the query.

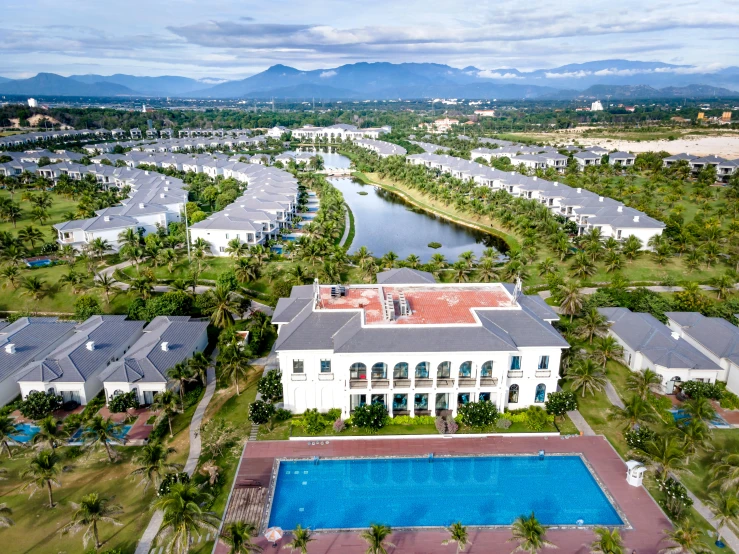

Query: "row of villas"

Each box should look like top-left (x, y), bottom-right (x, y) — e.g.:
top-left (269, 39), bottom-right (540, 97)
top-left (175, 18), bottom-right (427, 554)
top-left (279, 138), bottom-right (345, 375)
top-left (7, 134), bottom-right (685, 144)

top-left (470, 145), bottom-right (635, 172)
top-left (0, 128), bottom-right (112, 149)
top-left (663, 153), bottom-right (739, 182)
top-left (353, 139), bottom-right (407, 158)
top-left (291, 124), bottom-right (391, 142)
top-left (83, 135), bottom-right (268, 155)
top-left (0, 315), bottom-right (208, 408)
top-left (272, 269), bottom-right (568, 417)
top-left (407, 153), bottom-right (665, 245)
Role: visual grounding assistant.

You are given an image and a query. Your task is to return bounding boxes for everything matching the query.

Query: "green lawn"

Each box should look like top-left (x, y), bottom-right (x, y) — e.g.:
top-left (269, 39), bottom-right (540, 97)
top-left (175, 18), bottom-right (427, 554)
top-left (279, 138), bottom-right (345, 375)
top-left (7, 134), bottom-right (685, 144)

top-left (0, 190), bottom-right (78, 244)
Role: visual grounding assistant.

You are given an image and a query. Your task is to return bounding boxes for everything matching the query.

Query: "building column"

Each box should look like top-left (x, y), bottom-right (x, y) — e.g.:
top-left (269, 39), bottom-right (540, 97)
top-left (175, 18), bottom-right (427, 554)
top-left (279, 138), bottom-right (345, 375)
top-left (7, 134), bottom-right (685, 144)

top-left (409, 392), bottom-right (415, 417)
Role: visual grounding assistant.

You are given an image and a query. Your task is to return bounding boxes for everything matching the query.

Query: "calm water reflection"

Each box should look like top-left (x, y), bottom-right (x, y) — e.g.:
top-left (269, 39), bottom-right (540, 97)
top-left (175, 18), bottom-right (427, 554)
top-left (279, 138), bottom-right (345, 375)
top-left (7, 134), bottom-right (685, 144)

top-left (330, 177), bottom-right (508, 262)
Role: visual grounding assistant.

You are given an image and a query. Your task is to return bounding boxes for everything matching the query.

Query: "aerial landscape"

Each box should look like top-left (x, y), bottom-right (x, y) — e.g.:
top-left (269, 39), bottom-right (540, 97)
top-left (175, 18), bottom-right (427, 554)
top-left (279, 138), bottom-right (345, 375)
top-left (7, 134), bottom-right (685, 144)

top-left (2, 1), bottom-right (739, 553)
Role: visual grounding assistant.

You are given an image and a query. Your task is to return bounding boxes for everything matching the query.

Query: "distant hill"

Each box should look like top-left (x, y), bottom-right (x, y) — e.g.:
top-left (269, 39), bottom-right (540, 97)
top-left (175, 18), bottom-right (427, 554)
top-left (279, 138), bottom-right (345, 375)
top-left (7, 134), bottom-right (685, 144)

top-left (562, 84), bottom-right (739, 100)
top-left (68, 74), bottom-right (221, 96)
top-left (0, 73), bottom-right (135, 96)
top-left (0, 76), bottom-right (11, 84)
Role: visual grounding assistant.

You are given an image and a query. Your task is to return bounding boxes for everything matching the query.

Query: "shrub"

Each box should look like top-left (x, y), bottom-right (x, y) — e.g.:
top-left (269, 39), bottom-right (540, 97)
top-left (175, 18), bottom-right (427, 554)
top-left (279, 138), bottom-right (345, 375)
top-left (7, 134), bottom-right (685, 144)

top-left (681, 380), bottom-right (723, 400)
top-left (658, 477), bottom-right (693, 521)
top-left (183, 386), bottom-right (204, 409)
top-left (333, 419), bottom-right (346, 433)
top-left (388, 415), bottom-right (436, 426)
top-left (427, 242), bottom-right (442, 249)
top-left (326, 408), bottom-right (342, 421)
top-left (158, 472), bottom-right (191, 496)
top-left (352, 403), bottom-right (388, 431)
top-left (545, 390), bottom-right (577, 416)
top-left (74, 295), bottom-right (103, 320)
top-left (274, 408), bottom-right (292, 422)
top-left (719, 390), bottom-right (739, 410)
top-left (648, 394), bottom-right (673, 416)
top-left (216, 271), bottom-right (239, 293)
top-left (19, 391), bottom-right (64, 420)
top-left (458, 401), bottom-right (499, 428)
top-left (525, 406), bottom-right (549, 431)
top-left (257, 370), bottom-right (283, 402)
top-left (108, 391), bottom-right (139, 413)
top-left (140, 291), bottom-right (194, 321)
top-left (435, 415), bottom-right (458, 434)
top-left (496, 418), bottom-right (512, 430)
top-left (249, 400), bottom-right (276, 425)
top-left (624, 426), bottom-right (657, 451)
top-left (303, 408), bottom-right (327, 435)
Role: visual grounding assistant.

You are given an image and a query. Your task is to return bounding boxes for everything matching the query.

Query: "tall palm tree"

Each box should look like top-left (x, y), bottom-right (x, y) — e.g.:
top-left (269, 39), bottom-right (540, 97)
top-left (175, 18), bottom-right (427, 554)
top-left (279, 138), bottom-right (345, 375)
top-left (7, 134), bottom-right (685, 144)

top-left (167, 362), bottom-right (195, 408)
top-left (682, 397), bottom-right (716, 426)
top-left (578, 308), bottom-right (609, 344)
top-left (508, 512), bottom-right (556, 553)
top-left (152, 390), bottom-right (179, 437)
top-left (566, 358), bottom-right (607, 397)
top-left (31, 416), bottom-right (68, 450)
top-left (94, 273), bottom-right (118, 305)
top-left (219, 344), bottom-right (254, 396)
top-left (659, 523), bottom-right (710, 554)
top-left (188, 352), bottom-right (211, 387)
top-left (590, 527), bottom-right (624, 554)
top-left (21, 449), bottom-right (62, 507)
top-left (283, 525), bottom-right (314, 554)
top-left (558, 281), bottom-right (583, 322)
top-left (207, 286), bottom-right (241, 328)
top-left (60, 492), bottom-right (123, 550)
top-left (82, 416), bottom-right (122, 462)
top-left (706, 492), bottom-right (739, 545)
top-left (130, 442), bottom-right (182, 491)
top-left (154, 482), bottom-right (220, 554)
top-left (593, 336), bottom-right (623, 368)
top-left (0, 265), bottom-right (21, 290)
top-left (678, 419), bottom-right (709, 464)
top-left (20, 276), bottom-right (46, 302)
top-left (0, 415), bottom-right (21, 458)
top-left (0, 503), bottom-right (13, 528)
top-left (625, 369), bottom-right (662, 400)
top-left (644, 436), bottom-right (684, 483)
top-left (223, 521), bottom-right (263, 553)
top-left (360, 523), bottom-right (394, 554)
top-left (608, 396), bottom-right (659, 430)
top-left (442, 522), bottom-right (470, 553)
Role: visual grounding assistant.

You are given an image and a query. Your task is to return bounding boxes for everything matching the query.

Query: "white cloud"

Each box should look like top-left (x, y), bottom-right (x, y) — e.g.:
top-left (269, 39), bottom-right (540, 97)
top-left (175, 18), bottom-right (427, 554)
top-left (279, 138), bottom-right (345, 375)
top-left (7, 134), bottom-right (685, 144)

top-left (319, 69), bottom-right (337, 78)
top-left (544, 70), bottom-right (592, 78)
top-left (476, 69), bottom-right (522, 79)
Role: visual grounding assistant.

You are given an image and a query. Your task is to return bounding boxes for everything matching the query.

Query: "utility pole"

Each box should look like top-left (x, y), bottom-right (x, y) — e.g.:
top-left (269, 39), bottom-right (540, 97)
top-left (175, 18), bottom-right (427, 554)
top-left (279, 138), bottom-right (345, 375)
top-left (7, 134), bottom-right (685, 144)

top-left (183, 193), bottom-right (191, 262)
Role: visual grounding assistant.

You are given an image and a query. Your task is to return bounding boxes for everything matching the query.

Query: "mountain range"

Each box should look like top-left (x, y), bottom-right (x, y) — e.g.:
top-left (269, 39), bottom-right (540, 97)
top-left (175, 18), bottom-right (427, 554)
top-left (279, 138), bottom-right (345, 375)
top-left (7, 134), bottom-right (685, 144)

top-left (1, 60), bottom-right (738, 100)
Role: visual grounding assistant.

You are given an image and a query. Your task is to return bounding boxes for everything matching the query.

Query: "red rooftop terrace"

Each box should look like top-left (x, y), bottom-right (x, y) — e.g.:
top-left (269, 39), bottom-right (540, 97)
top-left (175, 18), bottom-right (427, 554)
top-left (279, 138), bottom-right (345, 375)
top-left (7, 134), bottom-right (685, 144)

top-left (214, 435), bottom-right (671, 554)
top-left (317, 284), bottom-right (515, 325)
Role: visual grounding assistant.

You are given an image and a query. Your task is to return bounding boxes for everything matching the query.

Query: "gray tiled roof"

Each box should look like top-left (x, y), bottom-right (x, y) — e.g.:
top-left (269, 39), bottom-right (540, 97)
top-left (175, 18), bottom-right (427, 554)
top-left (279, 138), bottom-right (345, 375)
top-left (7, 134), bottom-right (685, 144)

top-left (376, 268), bottom-right (436, 284)
top-left (666, 312), bottom-right (739, 365)
top-left (0, 318), bottom-right (77, 383)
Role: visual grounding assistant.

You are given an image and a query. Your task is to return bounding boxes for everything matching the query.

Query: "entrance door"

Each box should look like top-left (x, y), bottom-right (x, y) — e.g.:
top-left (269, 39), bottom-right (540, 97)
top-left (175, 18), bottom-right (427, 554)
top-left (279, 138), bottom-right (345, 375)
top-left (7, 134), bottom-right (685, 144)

top-left (61, 390), bottom-right (81, 405)
top-left (143, 391), bottom-right (155, 405)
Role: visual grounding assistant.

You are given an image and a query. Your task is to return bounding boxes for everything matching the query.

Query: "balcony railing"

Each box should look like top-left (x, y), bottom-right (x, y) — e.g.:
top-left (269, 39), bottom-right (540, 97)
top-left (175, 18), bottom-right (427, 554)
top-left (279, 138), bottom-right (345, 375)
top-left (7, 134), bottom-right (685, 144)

top-left (535, 370), bottom-right (552, 378)
top-left (458, 377), bottom-right (477, 387)
top-left (414, 378), bottom-right (433, 388)
top-left (371, 379), bottom-right (390, 389)
top-left (393, 378), bottom-right (411, 388)
top-left (480, 376), bottom-right (499, 386)
top-left (349, 378), bottom-right (368, 389)
top-left (318, 373), bottom-right (334, 381)
top-left (436, 378), bottom-right (455, 388)
top-left (291, 373), bottom-right (307, 381)
top-left (507, 370), bottom-right (524, 378)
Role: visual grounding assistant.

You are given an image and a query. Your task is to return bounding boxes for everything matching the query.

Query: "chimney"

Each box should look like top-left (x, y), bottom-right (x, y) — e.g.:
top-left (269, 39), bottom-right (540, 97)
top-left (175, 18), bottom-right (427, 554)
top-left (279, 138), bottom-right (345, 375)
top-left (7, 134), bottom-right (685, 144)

top-left (671, 331), bottom-right (680, 340)
top-left (599, 196), bottom-right (604, 202)
top-left (633, 215), bottom-right (640, 222)
top-left (164, 186), bottom-right (169, 191)
top-left (532, 176), bottom-right (537, 181)
top-left (5, 343), bottom-right (15, 354)
top-left (160, 193), bottom-right (165, 198)
top-left (139, 203), bottom-right (145, 209)
top-left (617, 206), bottom-right (623, 212)
top-left (86, 341), bottom-right (95, 351)
top-left (161, 342), bottom-right (169, 352)
top-left (577, 187), bottom-right (582, 193)
top-left (104, 216), bottom-right (111, 222)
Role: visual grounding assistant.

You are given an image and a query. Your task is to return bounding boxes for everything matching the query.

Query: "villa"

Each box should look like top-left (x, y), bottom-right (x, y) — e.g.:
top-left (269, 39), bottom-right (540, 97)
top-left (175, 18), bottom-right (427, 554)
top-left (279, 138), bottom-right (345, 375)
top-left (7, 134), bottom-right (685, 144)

top-left (609, 152), bottom-right (636, 166)
top-left (291, 124), bottom-right (390, 142)
top-left (272, 271), bottom-right (568, 418)
top-left (16, 316), bottom-right (146, 406)
top-left (100, 316), bottom-right (209, 405)
top-left (598, 308), bottom-right (721, 394)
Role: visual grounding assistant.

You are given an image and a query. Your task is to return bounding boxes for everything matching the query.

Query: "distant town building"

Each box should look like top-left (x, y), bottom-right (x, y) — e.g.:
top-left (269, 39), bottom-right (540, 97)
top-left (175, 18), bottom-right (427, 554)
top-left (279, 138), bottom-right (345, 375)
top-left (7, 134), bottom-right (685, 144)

top-left (474, 110), bottom-right (496, 117)
top-left (721, 111), bottom-right (732, 123)
top-left (27, 98), bottom-right (38, 108)
top-left (591, 101), bottom-right (604, 112)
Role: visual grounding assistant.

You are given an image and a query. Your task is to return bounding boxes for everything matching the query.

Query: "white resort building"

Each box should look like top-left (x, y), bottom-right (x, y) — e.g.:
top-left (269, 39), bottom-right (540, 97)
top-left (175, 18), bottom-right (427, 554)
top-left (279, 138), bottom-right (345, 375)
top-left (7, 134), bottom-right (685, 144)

top-left (272, 269), bottom-right (568, 418)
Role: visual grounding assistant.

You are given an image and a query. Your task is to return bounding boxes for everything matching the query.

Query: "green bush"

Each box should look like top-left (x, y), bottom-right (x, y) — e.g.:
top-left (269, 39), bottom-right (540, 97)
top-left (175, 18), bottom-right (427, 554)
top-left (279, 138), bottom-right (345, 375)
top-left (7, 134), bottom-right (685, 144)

top-left (326, 408), bottom-right (342, 421)
top-left (257, 370), bottom-right (283, 402)
top-left (183, 386), bottom-right (204, 409)
top-left (303, 408), bottom-right (327, 435)
top-left (74, 295), bottom-right (103, 320)
top-left (388, 415), bottom-right (435, 426)
top-left (525, 406), bottom-right (550, 431)
top-left (624, 426), bottom-right (657, 451)
top-left (249, 400), bottom-right (276, 425)
top-left (274, 408), bottom-right (292, 422)
top-left (158, 472), bottom-right (190, 496)
top-left (458, 401), bottom-right (499, 428)
top-left (19, 391), bottom-right (64, 420)
top-left (544, 391), bottom-right (577, 416)
top-left (352, 403), bottom-right (388, 431)
top-left (681, 380), bottom-right (723, 400)
top-left (108, 391), bottom-right (139, 413)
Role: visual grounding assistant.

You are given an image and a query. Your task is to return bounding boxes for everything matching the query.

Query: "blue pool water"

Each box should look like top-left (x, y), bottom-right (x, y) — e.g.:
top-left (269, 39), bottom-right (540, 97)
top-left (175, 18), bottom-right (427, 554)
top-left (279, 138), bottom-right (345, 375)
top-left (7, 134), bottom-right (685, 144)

top-left (69, 424), bottom-right (132, 443)
top-left (26, 259), bottom-right (52, 268)
top-left (670, 408), bottom-right (730, 428)
top-left (11, 423), bottom-right (41, 443)
top-left (268, 455), bottom-right (623, 530)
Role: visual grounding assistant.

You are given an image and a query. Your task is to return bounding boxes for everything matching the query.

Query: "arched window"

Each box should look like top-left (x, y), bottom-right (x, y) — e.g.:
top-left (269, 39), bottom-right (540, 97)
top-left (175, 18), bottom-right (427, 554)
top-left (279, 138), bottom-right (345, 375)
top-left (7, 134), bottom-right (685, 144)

top-left (371, 363), bottom-right (387, 379)
top-left (113, 389), bottom-right (123, 397)
top-left (415, 362), bottom-right (430, 379)
top-left (508, 384), bottom-right (519, 404)
top-left (29, 389), bottom-right (39, 395)
top-left (535, 384), bottom-right (546, 403)
top-left (393, 362), bottom-right (409, 379)
top-left (47, 387), bottom-right (55, 396)
top-left (350, 363), bottom-right (367, 380)
top-left (481, 361), bottom-right (494, 377)
top-left (459, 361), bottom-right (473, 378)
top-left (437, 361), bottom-right (451, 378)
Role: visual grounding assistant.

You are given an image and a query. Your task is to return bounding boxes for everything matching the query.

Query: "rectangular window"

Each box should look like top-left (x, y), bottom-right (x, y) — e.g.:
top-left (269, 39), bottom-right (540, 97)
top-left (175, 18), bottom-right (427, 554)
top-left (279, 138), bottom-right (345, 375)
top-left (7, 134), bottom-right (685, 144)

top-left (510, 356), bottom-right (521, 370)
top-left (292, 360), bottom-right (304, 374)
top-left (538, 356), bottom-right (549, 370)
top-left (225, 233), bottom-right (229, 239)
top-left (218, 247), bottom-right (225, 252)
top-left (320, 359), bottom-right (331, 373)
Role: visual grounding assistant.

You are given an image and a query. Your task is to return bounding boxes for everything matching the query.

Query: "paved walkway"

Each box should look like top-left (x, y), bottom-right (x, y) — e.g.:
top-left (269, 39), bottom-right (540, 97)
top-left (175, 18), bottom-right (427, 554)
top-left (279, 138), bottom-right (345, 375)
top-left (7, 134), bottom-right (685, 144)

top-left (566, 410), bottom-right (596, 435)
top-left (605, 381), bottom-right (626, 409)
top-left (135, 350), bottom-right (219, 554)
top-left (339, 205), bottom-right (351, 247)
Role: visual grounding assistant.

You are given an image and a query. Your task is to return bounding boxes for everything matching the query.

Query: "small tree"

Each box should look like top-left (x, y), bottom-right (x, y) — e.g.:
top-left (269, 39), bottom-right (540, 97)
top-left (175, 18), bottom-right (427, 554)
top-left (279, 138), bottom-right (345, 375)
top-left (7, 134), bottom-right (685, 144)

top-left (108, 391), bottom-right (139, 413)
top-left (74, 295), bottom-right (102, 320)
top-left (60, 492), bottom-right (123, 550)
top-left (248, 400), bottom-right (275, 425)
top-left (19, 391), bottom-right (64, 420)
top-left (525, 406), bottom-right (550, 432)
top-left (352, 403), bottom-right (388, 431)
top-left (544, 391), bottom-right (577, 417)
top-left (257, 370), bottom-right (283, 402)
top-left (458, 401), bottom-right (499, 428)
top-left (443, 522), bottom-right (470, 553)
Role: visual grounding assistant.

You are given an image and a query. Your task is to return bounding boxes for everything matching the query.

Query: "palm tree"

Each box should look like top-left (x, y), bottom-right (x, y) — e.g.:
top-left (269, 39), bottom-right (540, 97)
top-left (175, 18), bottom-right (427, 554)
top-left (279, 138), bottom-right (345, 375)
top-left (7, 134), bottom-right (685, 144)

top-left (152, 390), bottom-right (179, 437)
top-left (60, 492), bottom-right (123, 550)
top-left (590, 527), bottom-right (624, 554)
top-left (593, 336), bottom-right (623, 368)
top-left (207, 286), bottom-right (241, 328)
top-left (0, 415), bottom-right (21, 458)
top-left (226, 238), bottom-right (249, 259)
top-left (129, 276), bottom-right (154, 300)
top-left (20, 276), bottom-right (46, 301)
top-left (21, 449), bottom-right (62, 507)
top-left (0, 503), bottom-right (13, 528)
top-left (94, 273), bottom-right (118, 305)
top-left (578, 308), bottom-right (609, 344)
top-left (154, 482), bottom-right (220, 554)
top-left (508, 512), bottom-right (556, 553)
top-left (90, 237), bottom-right (111, 260)
top-left (31, 416), bottom-right (68, 450)
top-left (442, 522), bottom-right (470, 552)
top-left (558, 281), bottom-right (583, 322)
top-left (706, 492), bottom-right (739, 545)
top-left (682, 396), bottom-right (716, 426)
top-left (130, 442), bottom-right (182, 490)
top-left (219, 344), bottom-right (254, 396)
top-left (360, 523), bottom-right (394, 554)
top-left (644, 436), bottom-right (684, 483)
top-left (17, 225), bottom-right (44, 251)
top-left (167, 362), bottom-right (195, 407)
top-left (283, 525), bottom-right (314, 554)
top-left (0, 265), bottom-right (21, 290)
top-left (188, 352), bottom-right (211, 387)
top-left (625, 369), bottom-right (662, 400)
top-left (354, 246), bottom-right (373, 269)
top-left (82, 416), bottom-right (122, 462)
top-left (566, 358), bottom-right (607, 397)
top-left (678, 419), bottom-right (709, 464)
top-left (608, 396), bottom-right (659, 430)
top-left (223, 521), bottom-right (263, 553)
top-left (659, 523), bottom-right (710, 554)
top-left (59, 270), bottom-right (86, 295)
top-left (451, 260), bottom-right (471, 283)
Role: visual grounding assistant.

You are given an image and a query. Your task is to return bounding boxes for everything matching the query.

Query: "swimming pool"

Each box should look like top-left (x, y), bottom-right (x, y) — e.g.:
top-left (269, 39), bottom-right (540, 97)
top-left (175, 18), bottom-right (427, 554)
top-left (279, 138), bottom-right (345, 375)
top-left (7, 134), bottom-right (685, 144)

top-left (267, 455), bottom-right (624, 530)
top-left (25, 258), bottom-right (52, 268)
top-left (69, 424), bottom-right (132, 444)
top-left (11, 423), bottom-right (41, 443)
top-left (670, 408), bottom-right (730, 428)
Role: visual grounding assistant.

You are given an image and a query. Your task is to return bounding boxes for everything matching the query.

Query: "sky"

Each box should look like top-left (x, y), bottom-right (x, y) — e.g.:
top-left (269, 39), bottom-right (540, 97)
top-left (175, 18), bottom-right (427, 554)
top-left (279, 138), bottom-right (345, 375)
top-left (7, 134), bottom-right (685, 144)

top-left (2, 0), bottom-right (739, 80)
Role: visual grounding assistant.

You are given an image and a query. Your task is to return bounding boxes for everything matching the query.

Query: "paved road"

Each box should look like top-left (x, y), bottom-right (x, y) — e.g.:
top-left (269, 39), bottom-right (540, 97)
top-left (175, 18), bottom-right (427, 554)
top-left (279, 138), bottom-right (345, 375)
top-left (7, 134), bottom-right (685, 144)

top-left (566, 410), bottom-right (596, 436)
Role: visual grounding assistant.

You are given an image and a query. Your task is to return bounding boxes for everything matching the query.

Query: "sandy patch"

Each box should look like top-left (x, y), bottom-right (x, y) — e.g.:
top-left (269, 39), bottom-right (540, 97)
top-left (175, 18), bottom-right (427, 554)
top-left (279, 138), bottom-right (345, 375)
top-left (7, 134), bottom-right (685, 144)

top-left (574, 135), bottom-right (739, 158)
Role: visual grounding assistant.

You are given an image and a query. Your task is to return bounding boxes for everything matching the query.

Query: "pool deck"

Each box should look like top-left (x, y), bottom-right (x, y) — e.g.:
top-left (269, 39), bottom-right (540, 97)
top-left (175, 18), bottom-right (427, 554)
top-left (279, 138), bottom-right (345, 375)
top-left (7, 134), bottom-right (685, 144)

top-left (214, 435), bottom-right (671, 554)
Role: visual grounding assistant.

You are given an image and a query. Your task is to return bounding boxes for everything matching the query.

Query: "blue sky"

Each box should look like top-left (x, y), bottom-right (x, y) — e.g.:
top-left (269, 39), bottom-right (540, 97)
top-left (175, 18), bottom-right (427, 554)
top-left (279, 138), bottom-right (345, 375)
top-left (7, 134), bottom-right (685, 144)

top-left (1, 0), bottom-right (738, 79)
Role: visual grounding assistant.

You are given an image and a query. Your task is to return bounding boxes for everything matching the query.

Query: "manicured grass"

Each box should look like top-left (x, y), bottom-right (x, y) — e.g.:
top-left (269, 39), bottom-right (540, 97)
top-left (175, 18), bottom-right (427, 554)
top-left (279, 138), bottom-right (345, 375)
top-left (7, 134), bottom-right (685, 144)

top-left (0, 190), bottom-right (78, 244)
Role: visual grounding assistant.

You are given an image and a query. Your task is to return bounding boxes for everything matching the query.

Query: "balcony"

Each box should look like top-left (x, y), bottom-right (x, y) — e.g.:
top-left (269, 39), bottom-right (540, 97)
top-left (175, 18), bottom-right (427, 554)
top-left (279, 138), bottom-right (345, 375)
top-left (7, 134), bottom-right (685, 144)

top-left (291, 373), bottom-right (307, 381)
top-left (507, 370), bottom-right (524, 378)
top-left (458, 377), bottom-right (477, 387)
top-left (349, 378), bottom-right (368, 389)
top-left (480, 376), bottom-right (499, 386)
top-left (436, 378), bottom-right (455, 388)
top-left (393, 379), bottom-right (411, 388)
top-left (535, 370), bottom-right (552, 378)
top-left (318, 373), bottom-right (334, 381)
top-left (371, 379), bottom-right (390, 389)
top-left (414, 378), bottom-right (433, 388)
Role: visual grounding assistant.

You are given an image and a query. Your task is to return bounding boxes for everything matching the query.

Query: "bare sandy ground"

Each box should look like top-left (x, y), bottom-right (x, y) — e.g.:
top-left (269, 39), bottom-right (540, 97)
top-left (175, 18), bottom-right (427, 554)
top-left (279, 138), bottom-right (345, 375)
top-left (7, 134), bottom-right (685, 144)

top-left (574, 135), bottom-right (739, 158)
